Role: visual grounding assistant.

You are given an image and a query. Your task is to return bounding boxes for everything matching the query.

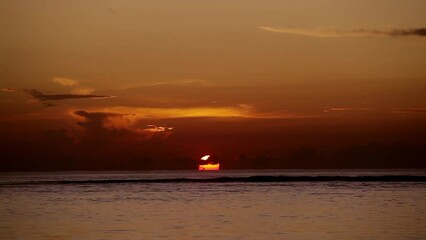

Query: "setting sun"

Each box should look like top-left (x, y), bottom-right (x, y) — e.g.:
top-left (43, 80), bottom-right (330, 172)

top-left (199, 155), bottom-right (219, 170)
top-left (198, 163), bottom-right (220, 171)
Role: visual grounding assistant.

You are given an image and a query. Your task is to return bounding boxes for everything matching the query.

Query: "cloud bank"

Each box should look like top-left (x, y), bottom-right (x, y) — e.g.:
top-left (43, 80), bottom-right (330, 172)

top-left (259, 26), bottom-right (426, 38)
top-left (73, 110), bottom-right (174, 141)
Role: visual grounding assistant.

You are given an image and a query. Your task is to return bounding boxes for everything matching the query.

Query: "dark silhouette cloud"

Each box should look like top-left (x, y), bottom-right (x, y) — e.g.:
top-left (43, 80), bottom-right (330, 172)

top-left (24, 89), bottom-right (114, 101)
top-left (73, 110), bottom-right (121, 139)
top-left (42, 102), bottom-right (57, 107)
top-left (387, 28), bottom-right (426, 37)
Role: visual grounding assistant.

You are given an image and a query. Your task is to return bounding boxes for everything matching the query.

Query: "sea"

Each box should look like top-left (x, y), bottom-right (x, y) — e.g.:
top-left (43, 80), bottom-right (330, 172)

top-left (1, 169), bottom-right (425, 240)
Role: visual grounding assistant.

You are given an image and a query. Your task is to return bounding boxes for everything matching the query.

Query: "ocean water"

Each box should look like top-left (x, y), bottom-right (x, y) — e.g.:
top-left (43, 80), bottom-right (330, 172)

top-left (1, 170), bottom-right (426, 240)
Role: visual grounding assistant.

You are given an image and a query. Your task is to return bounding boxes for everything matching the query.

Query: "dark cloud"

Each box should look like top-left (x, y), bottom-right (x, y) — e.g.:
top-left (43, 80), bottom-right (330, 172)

top-left (387, 28), bottom-right (426, 37)
top-left (73, 110), bottom-right (120, 137)
top-left (260, 26), bottom-right (426, 38)
top-left (42, 102), bottom-right (57, 107)
top-left (24, 89), bottom-right (114, 101)
top-left (352, 28), bottom-right (426, 37)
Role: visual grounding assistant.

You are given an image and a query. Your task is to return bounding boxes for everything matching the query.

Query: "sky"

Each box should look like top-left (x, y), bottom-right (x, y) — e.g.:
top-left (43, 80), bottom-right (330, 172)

top-left (1, 0), bottom-right (426, 170)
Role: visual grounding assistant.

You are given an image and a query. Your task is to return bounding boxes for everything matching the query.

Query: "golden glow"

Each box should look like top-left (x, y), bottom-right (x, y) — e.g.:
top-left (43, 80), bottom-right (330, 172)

top-left (71, 106), bottom-right (309, 124)
top-left (201, 155), bottom-right (210, 161)
top-left (102, 106), bottom-right (251, 118)
top-left (198, 163), bottom-right (220, 171)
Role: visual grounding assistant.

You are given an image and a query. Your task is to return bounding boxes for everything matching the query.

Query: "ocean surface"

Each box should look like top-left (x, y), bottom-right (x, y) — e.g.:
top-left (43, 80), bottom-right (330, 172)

top-left (1, 169), bottom-right (426, 240)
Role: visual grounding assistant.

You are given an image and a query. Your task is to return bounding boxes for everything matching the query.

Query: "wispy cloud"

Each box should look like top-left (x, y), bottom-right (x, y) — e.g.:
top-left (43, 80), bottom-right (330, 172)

top-left (143, 125), bottom-right (174, 132)
top-left (42, 102), bottom-right (57, 107)
top-left (137, 125), bottom-right (174, 138)
top-left (71, 88), bottom-right (96, 95)
top-left (24, 89), bottom-right (115, 101)
top-left (390, 108), bottom-right (426, 114)
top-left (323, 107), bottom-right (370, 112)
top-left (150, 79), bottom-right (210, 86)
top-left (1, 88), bottom-right (18, 93)
top-left (121, 79), bottom-right (212, 89)
top-left (259, 26), bottom-right (426, 38)
top-left (52, 77), bottom-right (79, 87)
top-left (52, 77), bottom-right (99, 96)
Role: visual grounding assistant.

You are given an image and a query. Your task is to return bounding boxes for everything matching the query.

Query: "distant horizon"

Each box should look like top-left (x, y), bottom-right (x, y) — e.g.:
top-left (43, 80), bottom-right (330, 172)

top-left (2, 141), bottom-right (426, 172)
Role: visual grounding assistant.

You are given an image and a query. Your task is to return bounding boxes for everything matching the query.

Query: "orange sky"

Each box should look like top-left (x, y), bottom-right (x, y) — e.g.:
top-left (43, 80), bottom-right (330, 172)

top-left (1, 0), bottom-right (426, 170)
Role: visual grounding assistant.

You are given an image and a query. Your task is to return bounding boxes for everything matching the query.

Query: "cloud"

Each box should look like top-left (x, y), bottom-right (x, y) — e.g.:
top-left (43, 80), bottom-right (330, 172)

top-left (149, 79), bottom-right (211, 87)
top-left (66, 105), bottom-right (311, 145)
top-left (72, 110), bottom-right (132, 144)
top-left (82, 105), bottom-right (312, 120)
top-left (1, 88), bottom-right (17, 93)
top-left (143, 125), bottom-right (174, 133)
top-left (71, 88), bottom-right (96, 95)
top-left (68, 104), bottom-right (308, 144)
top-left (52, 77), bottom-right (99, 96)
top-left (389, 28), bottom-right (426, 37)
top-left (259, 26), bottom-right (426, 38)
top-left (52, 77), bottom-right (79, 87)
top-left (390, 108), bottom-right (426, 114)
top-left (73, 110), bottom-right (119, 135)
top-left (97, 106), bottom-right (253, 119)
top-left (122, 79), bottom-right (212, 89)
top-left (323, 107), bottom-right (370, 112)
top-left (42, 102), bottom-right (57, 107)
top-left (68, 104), bottom-right (297, 143)
top-left (138, 125), bottom-right (174, 138)
top-left (72, 110), bottom-right (174, 141)
top-left (24, 89), bottom-right (114, 101)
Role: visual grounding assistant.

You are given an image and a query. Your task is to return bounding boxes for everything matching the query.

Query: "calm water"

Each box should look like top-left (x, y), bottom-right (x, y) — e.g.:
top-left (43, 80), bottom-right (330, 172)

top-left (1, 170), bottom-right (426, 240)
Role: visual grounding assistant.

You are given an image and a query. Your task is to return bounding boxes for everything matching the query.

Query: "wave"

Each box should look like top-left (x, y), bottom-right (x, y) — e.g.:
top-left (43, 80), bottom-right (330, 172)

top-left (2, 175), bottom-right (426, 186)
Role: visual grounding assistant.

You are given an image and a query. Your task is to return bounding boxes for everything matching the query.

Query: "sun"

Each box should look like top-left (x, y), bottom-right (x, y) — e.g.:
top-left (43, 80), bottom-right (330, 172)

top-left (198, 154), bottom-right (220, 171)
